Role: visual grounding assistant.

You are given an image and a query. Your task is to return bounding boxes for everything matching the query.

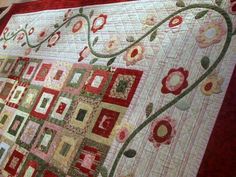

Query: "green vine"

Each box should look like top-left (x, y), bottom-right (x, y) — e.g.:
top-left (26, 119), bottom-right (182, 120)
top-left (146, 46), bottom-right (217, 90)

top-left (1, 2), bottom-right (235, 177)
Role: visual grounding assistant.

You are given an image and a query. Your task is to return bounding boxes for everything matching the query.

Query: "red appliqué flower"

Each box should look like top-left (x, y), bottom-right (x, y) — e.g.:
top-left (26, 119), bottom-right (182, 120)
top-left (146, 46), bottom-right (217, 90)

top-left (229, 0), bottom-right (236, 15)
top-left (72, 20), bottom-right (84, 33)
top-left (63, 9), bottom-right (73, 21)
top-left (116, 127), bottom-right (129, 143)
top-left (78, 46), bottom-right (90, 62)
top-left (161, 67), bottom-right (189, 95)
top-left (3, 27), bottom-right (9, 34)
top-left (28, 27), bottom-right (34, 35)
top-left (47, 31), bottom-right (61, 47)
top-left (91, 14), bottom-right (107, 33)
top-left (169, 15), bottom-right (183, 28)
top-left (148, 116), bottom-right (176, 149)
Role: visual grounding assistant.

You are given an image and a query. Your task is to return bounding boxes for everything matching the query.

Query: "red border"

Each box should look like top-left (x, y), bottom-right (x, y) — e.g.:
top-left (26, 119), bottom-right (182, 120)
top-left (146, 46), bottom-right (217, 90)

top-left (103, 68), bottom-right (143, 107)
top-left (30, 87), bottom-right (59, 120)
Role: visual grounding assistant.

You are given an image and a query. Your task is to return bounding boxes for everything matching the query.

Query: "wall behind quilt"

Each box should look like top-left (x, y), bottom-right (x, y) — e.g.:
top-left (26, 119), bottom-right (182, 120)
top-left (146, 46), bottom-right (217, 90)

top-left (0, 0), bottom-right (236, 177)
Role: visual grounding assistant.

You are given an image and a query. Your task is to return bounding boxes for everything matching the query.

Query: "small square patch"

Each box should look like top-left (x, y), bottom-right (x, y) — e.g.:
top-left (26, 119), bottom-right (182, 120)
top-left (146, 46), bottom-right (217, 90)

top-left (21, 59), bottom-right (41, 82)
top-left (32, 61), bottom-right (52, 86)
top-left (103, 68), bottom-right (143, 107)
top-left (0, 59), bottom-right (16, 77)
top-left (0, 78), bottom-right (17, 101)
top-left (8, 57), bottom-right (29, 80)
top-left (0, 106), bottom-right (15, 135)
top-left (31, 87), bottom-right (59, 120)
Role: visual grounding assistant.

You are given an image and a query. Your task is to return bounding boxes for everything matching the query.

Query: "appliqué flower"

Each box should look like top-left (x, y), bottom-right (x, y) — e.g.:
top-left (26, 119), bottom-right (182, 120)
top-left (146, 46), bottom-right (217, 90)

top-left (229, 1), bottom-right (236, 15)
top-left (169, 15), bottom-right (183, 28)
top-left (28, 27), bottom-right (34, 35)
top-left (200, 73), bottom-right (224, 96)
top-left (63, 9), bottom-right (73, 21)
top-left (143, 15), bottom-right (157, 27)
top-left (123, 44), bottom-right (145, 66)
top-left (37, 28), bottom-right (49, 42)
top-left (2, 41), bottom-right (7, 50)
top-left (148, 116), bottom-right (176, 149)
top-left (72, 19), bottom-right (84, 33)
top-left (116, 127), bottom-right (129, 143)
top-left (105, 36), bottom-right (119, 53)
top-left (91, 14), bottom-right (107, 33)
top-left (47, 31), bottom-right (61, 47)
top-left (3, 27), bottom-right (9, 34)
top-left (17, 32), bottom-right (25, 42)
top-left (196, 20), bottom-right (226, 48)
top-left (78, 46), bottom-right (90, 62)
top-left (161, 67), bottom-right (189, 95)
top-left (24, 48), bottom-right (32, 56)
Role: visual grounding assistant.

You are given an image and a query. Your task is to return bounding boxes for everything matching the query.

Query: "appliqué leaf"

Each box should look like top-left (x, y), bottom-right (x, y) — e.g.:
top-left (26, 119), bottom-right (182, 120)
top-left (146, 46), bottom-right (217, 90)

top-left (21, 42), bottom-right (26, 47)
top-left (176, 0), bottom-right (185, 7)
top-left (90, 58), bottom-right (98, 64)
top-left (126, 36), bottom-right (135, 42)
top-left (146, 103), bottom-right (153, 117)
top-left (65, 20), bottom-right (71, 28)
top-left (195, 10), bottom-right (208, 19)
top-left (150, 30), bottom-right (157, 42)
top-left (93, 36), bottom-right (99, 46)
top-left (123, 149), bottom-right (137, 158)
top-left (25, 24), bottom-right (28, 29)
top-left (100, 166), bottom-right (108, 177)
top-left (89, 10), bottom-right (94, 18)
top-left (79, 7), bottom-right (83, 14)
top-left (35, 45), bottom-right (41, 52)
top-left (0, 38), bottom-right (3, 42)
top-left (175, 100), bottom-right (190, 111)
top-left (201, 56), bottom-right (210, 69)
top-left (54, 23), bottom-right (59, 28)
top-left (215, 0), bottom-right (223, 6)
top-left (107, 57), bottom-right (116, 66)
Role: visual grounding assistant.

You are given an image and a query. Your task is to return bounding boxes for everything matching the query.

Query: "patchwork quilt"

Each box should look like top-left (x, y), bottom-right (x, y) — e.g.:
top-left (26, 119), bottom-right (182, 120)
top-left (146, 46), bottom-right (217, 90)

top-left (0, 0), bottom-right (235, 176)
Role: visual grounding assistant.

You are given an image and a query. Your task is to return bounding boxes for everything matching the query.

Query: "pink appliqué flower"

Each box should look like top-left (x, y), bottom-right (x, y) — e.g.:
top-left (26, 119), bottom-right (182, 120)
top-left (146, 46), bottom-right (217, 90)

top-left (24, 48), bottom-right (32, 56)
top-left (28, 27), bottom-right (34, 35)
top-left (78, 46), bottom-right (90, 62)
top-left (148, 116), bottom-right (176, 149)
top-left (229, 1), bottom-right (236, 15)
top-left (47, 31), bottom-right (61, 47)
top-left (3, 27), bottom-right (9, 34)
top-left (2, 41), bottom-right (7, 50)
top-left (123, 44), bottom-right (145, 66)
top-left (17, 32), bottom-right (25, 43)
top-left (161, 67), bottom-right (189, 95)
top-left (72, 19), bottom-right (84, 33)
top-left (116, 127), bottom-right (129, 143)
top-left (104, 36), bottom-right (119, 53)
top-left (196, 20), bottom-right (226, 48)
top-left (37, 28), bottom-right (49, 42)
top-left (63, 9), bottom-right (73, 21)
top-left (91, 14), bottom-right (107, 33)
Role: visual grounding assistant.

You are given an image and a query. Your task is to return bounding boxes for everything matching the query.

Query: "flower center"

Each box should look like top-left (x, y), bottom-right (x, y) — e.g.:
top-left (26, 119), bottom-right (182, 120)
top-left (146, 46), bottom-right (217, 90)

top-left (131, 48), bottom-right (138, 58)
top-left (157, 125), bottom-right (168, 137)
top-left (232, 3), bottom-right (236, 11)
top-left (169, 74), bottom-right (181, 87)
top-left (40, 31), bottom-right (45, 37)
top-left (204, 82), bottom-right (213, 91)
top-left (205, 28), bottom-right (217, 39)
top-left (95, 18), bottom-right (104, 26)
top-left (119, 131), bottom-right (126, 140)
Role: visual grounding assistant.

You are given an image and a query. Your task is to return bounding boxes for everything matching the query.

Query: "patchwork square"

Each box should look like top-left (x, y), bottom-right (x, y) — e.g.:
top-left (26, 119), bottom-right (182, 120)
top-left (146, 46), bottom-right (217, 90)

top-left (8, 57), bottom-right (29, 80)
top-left (6, 82), bottom-right (29, 108)
top-left (68, 138), bottom-right (109, 177)
top-left (16, 117), bottom-right (43, 150)
top-left (87, 102), bottom-right (126, 145)
top-left (81, 66), bottom-right (113, 99)
top-left (0, 78), bottom-right (17, 101)
top-left (31, 87), bottom-right (59, 120)
top-left (32, 61), bottom-right (52, 86)
top-left (19, 85), bottom-right (41, 113)
top-left (4, 110), bottom-right (28, 142)
top-left (65, 96), bottom-right (100, 135)
top-left (0, 106), bottom-right (16, 135)
top-left (31, 121), bottom-right (61, 162)
top-left (63, 63), bottom-right (92, 94)
top-left (21, 59), bottom-right (41, 82)
top-left (103, 68), bottom-right (143, 107)
top-left (51, 129), bottom-right (83, 174)
top-left (0, 136), bottom-right (14, 168)
top-left (0, 59), bottom-right (16, 77)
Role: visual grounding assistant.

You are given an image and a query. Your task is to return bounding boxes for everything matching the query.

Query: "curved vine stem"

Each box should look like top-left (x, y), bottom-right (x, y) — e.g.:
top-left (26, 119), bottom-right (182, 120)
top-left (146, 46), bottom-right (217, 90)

top-left (107, 4), bottom-right (233, 177)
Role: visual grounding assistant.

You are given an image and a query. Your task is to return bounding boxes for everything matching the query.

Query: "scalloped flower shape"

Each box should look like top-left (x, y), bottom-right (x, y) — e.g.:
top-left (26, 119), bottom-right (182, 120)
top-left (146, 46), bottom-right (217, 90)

top-left (196, 20), bottom-right (226, 48)
top-left (148, 116), bottom-right (176, 149)
top-left (123, 44), bottom-right (145, 66)
top-left (47, 31), bottom-right (61, 47)
top-left (229, 1), bottom-right (236, 15)
top-left (91, 14), bottom-right (107, 33)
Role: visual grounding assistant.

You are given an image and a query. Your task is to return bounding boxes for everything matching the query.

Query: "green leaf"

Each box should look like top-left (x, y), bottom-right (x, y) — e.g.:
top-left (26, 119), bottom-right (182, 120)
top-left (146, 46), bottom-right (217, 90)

top-left (54, 23), bottom-right (59, 28)
top-left (175, 100), bottom-right (190, 111)
top-left (65, 20), bottom-right (71, 28)
top-left (215, 0), bottom-right (223, 6)
top-left (195, 10), bottom-right (208, 19)
top-left (150, 30), bottom-right (157, 42)
top-left (21, 42), bottom-right (26, 47)
top-left (176, 0), bottom-right (185, 7)
top-left (145, 103), bottom-right (153, 117)
top-left (89, 10), bottom-right (94, 18)
top-left (35, 45), bottom-right (41, 52)
top-left (107, 57), bottom-right (116, 66)
top-left (0, 38), bottom-right (3, 42)
top-left (93, 36), bottom-right (99, 46)
top-left (123, 149), bottom-right (137, 158)
top-left (79, 7), bottom-right (83, 14)
top-left (100, 166), bottom-right (108, 177)
top-left (89, 58), bottom-right (98, 64)
top-left (126, 36), bottom-right (135, 42)
top-left (25, 24), bottom-right (28, 29)
top-left (201, 56), bottom-right (210, 69)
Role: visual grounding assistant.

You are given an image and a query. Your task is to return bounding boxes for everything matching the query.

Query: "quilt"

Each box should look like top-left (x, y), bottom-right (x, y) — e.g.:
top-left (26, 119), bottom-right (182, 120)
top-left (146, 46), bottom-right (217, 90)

top-left (0, 0), bottom-right (236, 176)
